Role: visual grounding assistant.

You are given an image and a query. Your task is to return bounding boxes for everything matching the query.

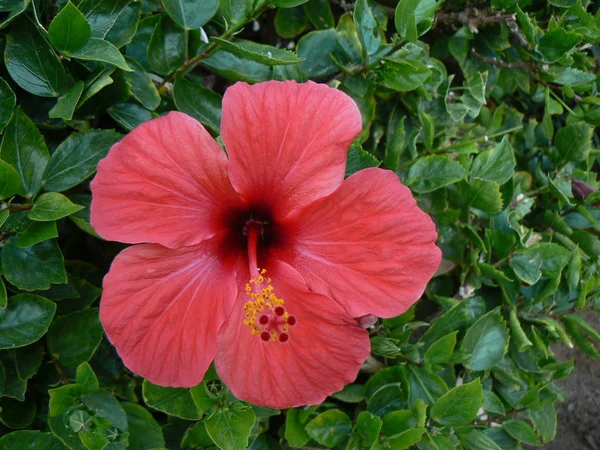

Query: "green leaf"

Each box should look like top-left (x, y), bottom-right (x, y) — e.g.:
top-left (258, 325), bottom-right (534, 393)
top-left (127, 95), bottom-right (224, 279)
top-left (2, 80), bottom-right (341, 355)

top-left (459, 429), bottom-right (503, 450)
top-left (190, 382), bottom-right (214, 411)
top-left (274, 0), bottom-right (309, 6)
top-left (122, 402), bottom-right (166, 450)
top-left (77, 0), bottom-right (131, 38)
top-left (67, 193), bottom-right (100, 239)
top-left (212, 38), bottom-right (304, 66)
top-left (345, 143), bottom-right (381, 176)
top-left (203, 50), bottom-right (272, 83)
top-left (0, 107), bottom-right (50, 197)
top-left (332, 383), bottom-right (365, 403)
top-left (305, 409), bottom-right (352, 448)
top-left (483, 390), bottom-right (505, 415)
top-left (81, 390), bottom-right (128, 431)
top-left (513, 243), bottom-right (571, 278)
top-left (0, 0), bottom-right (32, 28)
top-left (148, 16), bottom-right (185, 76)
top-left (105, 1), bottom-right (142, 48)
top-left (297, 29), bottom-right (339, 79)
top-left (509, 254), bottom-right (542, 285)
top-left (461, 308), bottom-right (509, 371)
top-left (380, 58), bottom-right (431, 92)
top-left (43, 129), bottom-right (122, 192)
top-left (554, 123), bottom-right (593, 163)
top-left (47, 308), bottom-right (103, 368)
top-left (76, 362), bottom-right (99, 391)
top-left (430, 379), bottom-right (483, 426)
top-left (0, 396), bottom-right (36, 428)
top-left (508, 309), bottom-right (533, 351)
top-left (354, 0), bottom-right (381, 55)
top-left (49, 81), bottom-right (85, 121)
top-left (395, 0), bottom-right (418, 42)
top-left (284, 408), bottom-right (311, 447)
top-left (406, 155), bottom-right (468, 193)
top-left (162, 0), bottom-right (218, 29)
top-left (173, 73), bottom-right (222, 133)
top-left (303, 0), bottom-right (334, 29)
top-left (0, 278), bottom-right (6, 310)
top-left (123, 57), bottom-right (161, 110)
top-left (387, 428), bottom-right (426, 449)
top-left (0, 294), bottom-right (55, 349)
top-left (537, 28), bottom-right (582, 63)
top-left (424, 331), bottom-right (457, 364)
top-left (502, 419), bottom-right (542, 446)
top-left (0, 160), bottom-right (21, 199)
top-left (470, 137), bottom-right (515, 184)
top-left (27, 192), bottom-right (84, 222)
top-left (1, 239), bottom-right (67, 291)
top-left (0, 431), bottom-right (66, 449)
top-left (142, 379), bottom-right (202, 420)
top-left (108, 102), bottom-right (155, 131)
top-left (49, 384), bottom-right (89, 417)
top-left (5, 16), bottom-right (72, 97)
top-left (527, 404), bottom-right (557, 443)
top-left (274, 6), bottom-right (308, 38)
top-left (356, 411), bottom-right (382, 446)
top-left (0, 78), bottom-right (16, 132)
top-left (16, 220), bottom-right (59, 248)
top-left (181, 421), bottom-right (213, 449)
top-left (48, 2), bottom-right (92, 52)
top-left (465, 179), bottom-right (504, 215)
top-left (421, 301), bottom-right (469, 347)
top-left (205, 402), bottom-right (256, 450)
top-left (69, 410), bottom-right (93, 433)
top-left (65, 38), bottom-right (132, 71)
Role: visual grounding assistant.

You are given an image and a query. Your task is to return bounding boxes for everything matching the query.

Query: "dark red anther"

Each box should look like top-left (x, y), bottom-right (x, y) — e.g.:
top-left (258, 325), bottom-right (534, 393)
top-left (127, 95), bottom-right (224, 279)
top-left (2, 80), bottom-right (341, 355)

top-left (274, 306), bottom-right (285, 316)
top-left (286, 315), bottom-right (296, 326)
top-left (258, 314), bottom-right (269, 325)
top-left (279, 333), bottom-right (290, 343)
top-left (260, 331), bottom-right (271, 341)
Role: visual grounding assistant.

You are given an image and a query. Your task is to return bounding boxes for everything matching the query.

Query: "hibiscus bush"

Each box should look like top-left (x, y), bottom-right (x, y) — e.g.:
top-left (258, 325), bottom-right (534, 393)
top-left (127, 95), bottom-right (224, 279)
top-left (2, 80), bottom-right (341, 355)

top-left (1, 0), bottom-right (600, 448)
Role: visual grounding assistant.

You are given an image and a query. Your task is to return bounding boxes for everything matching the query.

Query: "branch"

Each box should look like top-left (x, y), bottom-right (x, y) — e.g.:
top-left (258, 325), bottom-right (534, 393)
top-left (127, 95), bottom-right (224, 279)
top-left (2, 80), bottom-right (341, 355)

top-left (435, 8), bottom-right (515, 33)
top-left (470, 49), bottom-right (535, 72)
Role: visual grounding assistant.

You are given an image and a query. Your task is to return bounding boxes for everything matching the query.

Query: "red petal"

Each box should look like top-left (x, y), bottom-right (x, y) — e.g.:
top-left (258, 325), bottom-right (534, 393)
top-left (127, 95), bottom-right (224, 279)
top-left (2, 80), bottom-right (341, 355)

top-left (100, 237), bottom-right (237, 387)
top-left (91, 112), bottom-right (243, 248)
top-left (221, 81), bottom-right (362, 218)
top-left (279, 168), bottom-right (441, 318)
top-left (215, 261), bottom-right (370, 408)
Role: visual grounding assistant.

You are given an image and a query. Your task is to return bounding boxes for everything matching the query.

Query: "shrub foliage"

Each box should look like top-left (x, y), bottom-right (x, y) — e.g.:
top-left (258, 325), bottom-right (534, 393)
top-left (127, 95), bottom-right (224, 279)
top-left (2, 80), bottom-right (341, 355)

top-left (0, 0), bottom-right (599, 448)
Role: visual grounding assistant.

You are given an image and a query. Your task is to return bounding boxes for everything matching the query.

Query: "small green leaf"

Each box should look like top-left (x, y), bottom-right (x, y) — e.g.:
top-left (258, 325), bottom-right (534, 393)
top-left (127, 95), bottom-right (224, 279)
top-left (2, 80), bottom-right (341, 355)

top-left (122, 402), bottom-right (166, 450)
top-left (554, 123), bottom-right (593, 163)
top-left (0, 160), bottom-right (21, 199)
top-left (305, 409), bottom-right (352, 448)
top-left (503, 419), bottom-right (542, 446)
top-left (0, 107), bottom-right (50, 197)
top-left (509, 254), bottom-right (542, 285)
top-left (537, 28), bottom-right (582, 63)
top-left (162, 0), bottom-right (218, 29)
top-left (380, 58), bottom-right (431, 92)
top-left (69, 410), bottom-right (93, 432)
top-left (48, 2), bottom-right (92, 52)
top-left (284, 408), bottom-right (311, 447)
top-left (0, 294), bottom-right (55, 349)
top-left (49, 383), bottom-right (88, 417)
top-left (356, 411), bottom-right (382, 446)
top-left (406, 155), bottom-right (468, 193)
top-left (65, 38), bottom-right (132, 71)
top-left (430, 379), bottom-right (483, 426)
top-left (513, 243), bottom-right (571, 278)
top-left (16, 220), bottom-right (58, 248)
top-left (0, 278), bottom-right (6, 310)
top-left (1, 239), bottom-right (67, 291)
top-left (27, 192), bottom-right (84, 222)
top-left (123, 57), bottom-right (161, 110)
top-left (212, 38), bottom-right (304, 65)
top-left (461, 307), bottom-right (509, 371)
top-left (470, 137), bottom-right (515, 184)
top-left (274, 0), bottom-right (310, 7)
top-left (345, 143), bottom-right (381, 176)
top-left (303, 0), bottom-right (334, 29)
top-left (49, 81), bottom-right (85, 121)
top-left (76, 362), bottom-right (99, 391)
top-left (142, 379), bottom-right (202, 420)
top-left (424, 331), bottom-right (457, 364)
top-left (465, 179), bottom-right (504, 215)
top-left (108, 102), bottom-right (155, 131)
top-left (0, 431), bottom-right (66, 449)
top-left (43, 129), bottom-right (121, 192)
top-left (274, 6), bottom-right (308, 38)
top-left (205, 402), bottom-right (256, 450)
top-left (148, 16), bottom-right (185, 76)
top-left (459, 429), bottom-right (503, 450)
top-left (5, 16), bottom-right (72, 97)
top-left (173, 73), bottom-right (222, 133)
top-left (354, 0), bottom-right (381, 55)
top-left (395, 0), bottom-right (418, 42)
top-left (483, 390), bottom-right (505, 415)
top-left (0, 77), bottom-right (16, 132)
top-left (47, 308), bottom-right (103, 368)
top-left (297, 29), bottom-right (339, 79)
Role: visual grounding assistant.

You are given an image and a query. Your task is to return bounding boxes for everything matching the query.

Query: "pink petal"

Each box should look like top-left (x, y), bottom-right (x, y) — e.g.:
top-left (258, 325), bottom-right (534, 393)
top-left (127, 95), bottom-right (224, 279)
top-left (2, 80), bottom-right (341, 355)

top-left (221, 81), bottom-right (362, 219)
top-left (215, 260), bottom-right (370, 408)
top-left (279, 168), bottom-right (441, 318)
top-left (91, 112), bottom-right (244, 248)
top-left (100, 237), bottom-right (237, 387)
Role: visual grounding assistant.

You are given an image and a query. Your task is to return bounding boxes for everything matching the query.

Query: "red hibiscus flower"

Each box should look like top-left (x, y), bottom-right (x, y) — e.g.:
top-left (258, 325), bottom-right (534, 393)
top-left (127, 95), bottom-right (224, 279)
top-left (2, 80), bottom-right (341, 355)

top-left (90, 80), bottom-right (441, 408)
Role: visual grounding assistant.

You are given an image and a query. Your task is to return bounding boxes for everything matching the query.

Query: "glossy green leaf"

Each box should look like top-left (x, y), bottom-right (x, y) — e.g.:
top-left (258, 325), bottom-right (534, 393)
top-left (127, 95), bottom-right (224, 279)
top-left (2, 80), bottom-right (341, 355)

top-left (354, 0), bottom-right (381, 55)
top-left (48, 2), bottom-right (92, 52)
top-left (274, 6), bottom-right (308, 38)
top-left (305, 409), bottom-right (352, 448)
top-left (47, 308), bottom-right (103, 368)
top-left (173, 73), bottom-right (222, 133)
top-left (395, 0), bottom-right (418, 42)
top-left (297, 29), bottom-right (339, 79)
top-left (0, 77), bottom-right (16, 132)
top-left (16, 220), bottom-right (59, 248)
top-left (0, 160), bottom-right (21, 199)
top-left (123, 57), bottom-right (161, 110)
top-left (0, 430), bottom-right (66, 449)
top-left (205, 402), bottom-right (256, 450)
top-left (356, 411), bottom-right (382, 446)
top-left (122, 402), bottom-right (165, 450)
top-left (0, 107), bottom-right (49, 197)
top-left (105, 1), bottom-right (142, 48)
top-left (430, 379), bottom-right (483, 426)
top-left (406, 155), bottom-right (468, 193)
top-left (27, 192), bottom-right (83, 222)
top-left (142, 380), bottom-right (202, 420)
top-left (537, 28), bottom-right (582, 63)
top-left (5, 16), bottom-right (72, 97)
top-left (1, 239), bottom-right (67, 291)
top-left (48, 81), bottom-right (85, 121)
top-left (470, 137), bottom-right (515, 184)
top-left (43, 129), bottom-right (122, 192)
top-left (148, 16), bottom-right (185, 76)
top-left (107, 102), bottom-right (155, 131)
top-left (162, 0), bottom-right (218, 29)
top-left (0, 294), bottom-right (55, 349)
top-left (284, 408), bottom-right (311, 447)
top-left (212, 38), bottom-right (304, 65)
top-left (303, 0), bottom-right (334, 29)
top-left (424, 331), bottom-right (457, 364)
top-left (461, 308), bottom-right (509, 371)
top-left (65, 38), bottom-right (132, 71)
top-left (555, 123), bottom-right (593, 163)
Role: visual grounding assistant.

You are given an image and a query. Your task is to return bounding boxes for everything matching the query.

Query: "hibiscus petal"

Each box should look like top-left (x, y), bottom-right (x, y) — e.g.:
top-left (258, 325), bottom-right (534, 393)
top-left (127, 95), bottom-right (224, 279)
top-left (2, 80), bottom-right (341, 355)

top-left (91, 112), bottom-right (243, 248)
top-left (100, 237), bottom-right (237, 387)
top-left (280, 168), bottom-right (441, 318)
top-left (221, 80), bottom-right (362, 218)
top-left (215, 260), bottom-right (370, 409)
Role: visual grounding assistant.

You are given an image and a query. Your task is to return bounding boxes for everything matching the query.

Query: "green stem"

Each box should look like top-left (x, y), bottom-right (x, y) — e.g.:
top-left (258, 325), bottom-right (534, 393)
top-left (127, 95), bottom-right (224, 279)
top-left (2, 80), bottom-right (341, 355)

top-left (437, 125), bottom-right (523, 152)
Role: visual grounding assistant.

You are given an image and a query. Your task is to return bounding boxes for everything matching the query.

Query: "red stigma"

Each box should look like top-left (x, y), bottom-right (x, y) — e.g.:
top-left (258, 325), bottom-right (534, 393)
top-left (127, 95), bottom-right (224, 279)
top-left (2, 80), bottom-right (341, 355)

top-left (260, 331), bottom-right (271, 341)
top-left (274, 306), bottom-right (285, 316)
top-left (287, 315), bottom-right (297, 326)
top-left (279, 333), bottom-right (290, 343)
top-left (258, 314), bottom-right (269, 325)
